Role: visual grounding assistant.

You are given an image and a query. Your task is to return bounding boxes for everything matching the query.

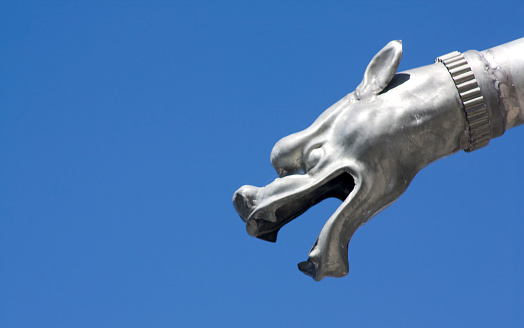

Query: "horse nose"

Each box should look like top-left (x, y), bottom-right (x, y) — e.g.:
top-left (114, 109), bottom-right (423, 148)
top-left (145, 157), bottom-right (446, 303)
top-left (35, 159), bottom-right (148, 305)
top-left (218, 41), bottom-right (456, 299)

top-left (233, 185), bottom-right (260, 222)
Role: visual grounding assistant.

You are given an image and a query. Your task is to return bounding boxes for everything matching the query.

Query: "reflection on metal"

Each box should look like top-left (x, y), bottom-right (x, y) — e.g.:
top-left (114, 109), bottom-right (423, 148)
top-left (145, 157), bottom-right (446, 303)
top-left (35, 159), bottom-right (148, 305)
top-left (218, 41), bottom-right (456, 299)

top-left (233, 38), bottom-right (524, 281)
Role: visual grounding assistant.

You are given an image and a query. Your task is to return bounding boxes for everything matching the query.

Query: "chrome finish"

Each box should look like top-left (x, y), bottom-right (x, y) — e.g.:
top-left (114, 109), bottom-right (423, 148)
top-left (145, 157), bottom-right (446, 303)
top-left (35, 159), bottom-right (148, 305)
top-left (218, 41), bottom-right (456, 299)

top-left (233, 38), bottom-right (524, 281)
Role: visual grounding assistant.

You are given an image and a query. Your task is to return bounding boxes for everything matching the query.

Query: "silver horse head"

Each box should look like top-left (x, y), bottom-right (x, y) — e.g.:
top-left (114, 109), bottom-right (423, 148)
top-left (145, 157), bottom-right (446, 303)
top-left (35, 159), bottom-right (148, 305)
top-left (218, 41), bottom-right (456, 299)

top-left (233, 40), bottom-right (473, 281)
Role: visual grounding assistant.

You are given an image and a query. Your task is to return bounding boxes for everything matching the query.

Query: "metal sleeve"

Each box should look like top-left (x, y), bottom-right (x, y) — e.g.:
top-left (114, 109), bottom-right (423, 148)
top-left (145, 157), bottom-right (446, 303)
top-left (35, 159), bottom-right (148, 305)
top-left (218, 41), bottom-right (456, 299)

top-left (436, 52), bottom-right (490, 152)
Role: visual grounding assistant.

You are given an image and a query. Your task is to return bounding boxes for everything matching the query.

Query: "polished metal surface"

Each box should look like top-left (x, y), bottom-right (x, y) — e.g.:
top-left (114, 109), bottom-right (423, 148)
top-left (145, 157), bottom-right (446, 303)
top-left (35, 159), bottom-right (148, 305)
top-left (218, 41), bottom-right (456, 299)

top-left (233, 38), bottom-right (524, 281)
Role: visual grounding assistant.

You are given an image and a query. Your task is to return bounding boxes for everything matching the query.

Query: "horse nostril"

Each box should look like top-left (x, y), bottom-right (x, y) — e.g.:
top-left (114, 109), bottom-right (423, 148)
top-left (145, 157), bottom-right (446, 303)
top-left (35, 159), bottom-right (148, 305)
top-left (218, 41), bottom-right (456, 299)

top-left (232, 185), bottom-right (260, 222)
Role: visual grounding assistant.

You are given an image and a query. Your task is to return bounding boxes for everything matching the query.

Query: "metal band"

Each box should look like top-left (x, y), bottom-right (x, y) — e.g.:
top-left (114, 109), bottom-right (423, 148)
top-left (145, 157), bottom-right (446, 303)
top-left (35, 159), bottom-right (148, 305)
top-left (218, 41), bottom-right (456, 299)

top-left (436, 51), bottom-right (490, 152)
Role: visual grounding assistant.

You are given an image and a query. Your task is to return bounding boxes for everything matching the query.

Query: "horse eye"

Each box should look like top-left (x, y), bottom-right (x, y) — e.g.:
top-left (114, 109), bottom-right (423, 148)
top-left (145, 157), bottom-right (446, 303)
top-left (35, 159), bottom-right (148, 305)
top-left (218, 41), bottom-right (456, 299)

top-left (306, 147), bottom-right (323, 172)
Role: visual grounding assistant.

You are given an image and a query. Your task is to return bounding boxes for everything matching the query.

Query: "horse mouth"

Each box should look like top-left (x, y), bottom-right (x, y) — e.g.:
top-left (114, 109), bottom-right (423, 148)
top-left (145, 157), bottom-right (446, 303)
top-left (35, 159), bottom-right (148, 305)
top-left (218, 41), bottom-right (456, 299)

top-left (245, 171), bottom-right (355, 242)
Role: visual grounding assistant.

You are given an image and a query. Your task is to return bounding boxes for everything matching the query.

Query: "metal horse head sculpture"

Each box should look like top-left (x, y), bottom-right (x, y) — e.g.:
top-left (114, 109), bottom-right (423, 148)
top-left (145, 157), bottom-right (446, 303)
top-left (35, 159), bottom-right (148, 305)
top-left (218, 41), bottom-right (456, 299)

top-left (233, 38), bottom-right (524, 281)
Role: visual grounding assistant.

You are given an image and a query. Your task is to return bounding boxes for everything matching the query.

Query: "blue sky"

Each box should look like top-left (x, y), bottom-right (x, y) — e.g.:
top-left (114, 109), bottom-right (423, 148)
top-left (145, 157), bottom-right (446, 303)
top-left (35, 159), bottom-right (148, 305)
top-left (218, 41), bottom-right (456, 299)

top-left (1, 1), bottom-right (523, 327)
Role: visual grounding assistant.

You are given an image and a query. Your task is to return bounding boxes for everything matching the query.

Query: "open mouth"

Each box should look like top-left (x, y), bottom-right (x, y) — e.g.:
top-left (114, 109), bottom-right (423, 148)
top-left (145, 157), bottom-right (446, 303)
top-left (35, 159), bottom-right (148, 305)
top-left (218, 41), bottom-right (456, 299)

top-left (246, 171), bottom-right (355, 242)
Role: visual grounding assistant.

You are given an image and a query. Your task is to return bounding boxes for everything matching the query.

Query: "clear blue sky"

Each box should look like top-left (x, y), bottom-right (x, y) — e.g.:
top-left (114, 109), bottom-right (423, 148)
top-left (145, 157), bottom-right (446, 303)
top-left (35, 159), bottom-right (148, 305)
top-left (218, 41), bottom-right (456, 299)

top-left (1, 1), bottom-right (523, 327)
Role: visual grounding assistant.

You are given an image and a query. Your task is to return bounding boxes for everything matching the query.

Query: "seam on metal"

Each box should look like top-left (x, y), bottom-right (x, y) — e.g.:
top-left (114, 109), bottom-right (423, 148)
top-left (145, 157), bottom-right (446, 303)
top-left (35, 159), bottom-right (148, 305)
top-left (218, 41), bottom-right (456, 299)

top-left (436, 52), bottom-right (490, 152)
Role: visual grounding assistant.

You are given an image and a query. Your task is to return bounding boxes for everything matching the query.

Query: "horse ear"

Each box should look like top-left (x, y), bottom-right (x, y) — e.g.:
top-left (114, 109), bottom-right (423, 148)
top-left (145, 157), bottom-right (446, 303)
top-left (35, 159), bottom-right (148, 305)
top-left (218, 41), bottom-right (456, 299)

top-left (355, 40), bottom-right (403, 100)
